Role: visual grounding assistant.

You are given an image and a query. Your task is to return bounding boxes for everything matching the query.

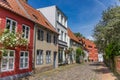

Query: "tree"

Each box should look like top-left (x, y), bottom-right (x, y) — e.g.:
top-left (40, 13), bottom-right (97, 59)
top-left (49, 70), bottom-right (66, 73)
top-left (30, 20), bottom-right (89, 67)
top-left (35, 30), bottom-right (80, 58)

top-left (74, 32), bottom-right (85, 38)
top-left (93, 6), bottom-right (120, 53)
top-left (93, 6), bottom-right (120, 71)
top-left (76, 48), bottom-right (84, 63)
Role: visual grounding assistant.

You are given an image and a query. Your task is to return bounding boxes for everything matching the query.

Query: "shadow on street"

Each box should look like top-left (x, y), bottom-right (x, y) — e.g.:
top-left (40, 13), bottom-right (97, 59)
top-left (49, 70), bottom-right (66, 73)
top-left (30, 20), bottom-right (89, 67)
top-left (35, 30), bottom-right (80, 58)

top-left (90, 62), bottom-right (112, 74)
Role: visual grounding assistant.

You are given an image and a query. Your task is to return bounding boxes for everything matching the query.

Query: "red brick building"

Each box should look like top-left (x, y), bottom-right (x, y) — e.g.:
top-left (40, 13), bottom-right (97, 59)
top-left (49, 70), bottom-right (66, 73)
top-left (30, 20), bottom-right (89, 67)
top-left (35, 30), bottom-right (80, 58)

top-left (78, 37), bottom-right (98, 61)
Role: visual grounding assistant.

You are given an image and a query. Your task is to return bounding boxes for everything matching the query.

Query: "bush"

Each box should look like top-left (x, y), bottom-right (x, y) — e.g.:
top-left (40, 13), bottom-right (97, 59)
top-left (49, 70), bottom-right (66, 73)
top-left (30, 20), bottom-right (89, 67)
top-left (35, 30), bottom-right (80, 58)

top-left (76, 48), bottom-right (83, 63)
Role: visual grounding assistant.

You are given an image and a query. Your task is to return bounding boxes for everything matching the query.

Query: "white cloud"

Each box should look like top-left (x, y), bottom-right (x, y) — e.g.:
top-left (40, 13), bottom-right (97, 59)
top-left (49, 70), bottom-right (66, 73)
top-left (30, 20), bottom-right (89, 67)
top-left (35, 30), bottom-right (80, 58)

top-left (86, 36), bottom-right (95, 41)
top-left (94, 0), bottom-right (107, 9)
top-left (114, 0), bottom-right (120, 6)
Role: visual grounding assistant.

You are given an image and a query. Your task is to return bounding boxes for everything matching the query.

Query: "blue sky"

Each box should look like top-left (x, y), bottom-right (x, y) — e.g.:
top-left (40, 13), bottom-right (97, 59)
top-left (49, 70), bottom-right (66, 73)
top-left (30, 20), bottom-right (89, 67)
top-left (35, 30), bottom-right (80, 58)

top-left (28, 0), bottom-right (120, 40)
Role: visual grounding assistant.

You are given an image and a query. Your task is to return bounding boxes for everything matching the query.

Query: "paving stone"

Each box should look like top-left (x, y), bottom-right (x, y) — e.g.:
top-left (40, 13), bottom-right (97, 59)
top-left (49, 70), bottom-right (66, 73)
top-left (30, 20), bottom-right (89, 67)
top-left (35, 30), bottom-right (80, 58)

top-left (28, 62), bottom-right (103, 80)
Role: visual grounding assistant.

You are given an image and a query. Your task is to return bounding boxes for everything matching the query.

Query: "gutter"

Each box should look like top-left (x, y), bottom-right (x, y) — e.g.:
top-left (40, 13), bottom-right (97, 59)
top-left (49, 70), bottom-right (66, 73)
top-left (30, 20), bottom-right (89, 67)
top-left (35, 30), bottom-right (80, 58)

top-left (32, 23), bottom-right (37, 73)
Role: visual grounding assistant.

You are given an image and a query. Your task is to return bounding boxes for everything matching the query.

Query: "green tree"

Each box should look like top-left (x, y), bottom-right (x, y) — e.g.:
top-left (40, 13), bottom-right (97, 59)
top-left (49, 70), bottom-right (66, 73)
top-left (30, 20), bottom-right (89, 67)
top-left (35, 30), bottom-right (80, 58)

top-left (93, 6), bottom-right (120, 71)
top-left (93, 6), bottom-right (120, 53)
top-left (76, 48), bottom-right (84, 63)
top-left (74, 32), bottom-right (85, 38)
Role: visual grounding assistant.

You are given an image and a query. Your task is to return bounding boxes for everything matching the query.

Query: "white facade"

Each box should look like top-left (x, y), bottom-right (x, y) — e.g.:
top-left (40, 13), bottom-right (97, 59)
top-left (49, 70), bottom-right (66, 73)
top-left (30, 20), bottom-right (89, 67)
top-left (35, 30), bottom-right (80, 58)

top-left (98, 53), bottom-right (103, 62)
top-left (67, 36), bottom-right (70, 47)
top-left (37, 6), bottom-right (56, 28)
top-left (37, 5), bottom-right (68, 64)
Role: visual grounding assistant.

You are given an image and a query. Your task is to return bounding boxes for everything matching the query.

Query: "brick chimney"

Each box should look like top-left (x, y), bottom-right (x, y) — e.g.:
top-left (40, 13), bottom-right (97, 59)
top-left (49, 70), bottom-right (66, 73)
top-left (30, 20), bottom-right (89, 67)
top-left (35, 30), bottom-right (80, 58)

top-left (22, 0), bottom-right (28, 3)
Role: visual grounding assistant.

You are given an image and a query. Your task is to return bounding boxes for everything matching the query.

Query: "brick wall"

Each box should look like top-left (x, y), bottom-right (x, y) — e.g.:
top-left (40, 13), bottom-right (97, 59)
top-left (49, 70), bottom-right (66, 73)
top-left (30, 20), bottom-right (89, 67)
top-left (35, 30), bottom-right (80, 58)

top-left (115, 56), bottom-right (120, 74)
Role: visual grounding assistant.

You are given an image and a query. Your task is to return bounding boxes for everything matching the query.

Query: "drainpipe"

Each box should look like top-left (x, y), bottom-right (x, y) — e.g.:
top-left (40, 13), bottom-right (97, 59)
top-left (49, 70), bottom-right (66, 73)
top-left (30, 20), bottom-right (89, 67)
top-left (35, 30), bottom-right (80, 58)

top-left (32, 23), bottom-right (37, 74)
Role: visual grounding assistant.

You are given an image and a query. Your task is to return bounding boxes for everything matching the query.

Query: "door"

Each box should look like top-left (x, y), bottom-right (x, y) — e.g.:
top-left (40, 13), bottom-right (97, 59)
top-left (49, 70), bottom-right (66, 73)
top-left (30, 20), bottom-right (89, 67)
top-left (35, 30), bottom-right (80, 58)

top-left (53, 52), bottom-right (57, 68)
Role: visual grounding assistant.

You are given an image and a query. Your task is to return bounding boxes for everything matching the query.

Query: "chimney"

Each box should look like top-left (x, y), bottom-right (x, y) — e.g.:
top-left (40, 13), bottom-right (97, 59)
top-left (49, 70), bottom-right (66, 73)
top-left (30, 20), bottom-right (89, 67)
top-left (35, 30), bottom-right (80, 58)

top-left (22, 0), bottom-right (28, 3)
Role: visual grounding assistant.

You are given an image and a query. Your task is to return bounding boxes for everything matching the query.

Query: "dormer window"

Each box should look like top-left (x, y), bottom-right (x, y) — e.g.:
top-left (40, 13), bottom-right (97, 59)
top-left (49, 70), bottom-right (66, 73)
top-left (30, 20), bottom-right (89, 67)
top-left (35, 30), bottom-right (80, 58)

top-left (32, 14), bottom-right (38, 20)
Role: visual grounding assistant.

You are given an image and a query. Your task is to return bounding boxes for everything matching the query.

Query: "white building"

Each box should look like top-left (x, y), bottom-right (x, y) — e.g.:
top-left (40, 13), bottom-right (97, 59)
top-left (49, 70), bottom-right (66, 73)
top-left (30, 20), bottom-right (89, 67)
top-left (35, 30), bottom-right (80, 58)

top-left (37, 5), bottom-right (68, 65)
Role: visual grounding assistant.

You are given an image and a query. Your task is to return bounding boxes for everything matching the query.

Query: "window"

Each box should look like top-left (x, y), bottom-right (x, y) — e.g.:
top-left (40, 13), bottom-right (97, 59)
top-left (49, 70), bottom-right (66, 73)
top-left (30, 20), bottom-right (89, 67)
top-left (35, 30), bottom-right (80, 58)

top-left (61, 31), bottom-right (63, 41)
top-left (57, 28), bottom-right (60, 39)
top-left (57, 28), bottom-right (60, 32)
top-left (47, 32), bottom-right (51, 43)
top-left (20, 51), bottom-right (29, 69)
top-left (36, 50), bottom-right (43, 65)
top-left (88, 45), bottom-right (92, 48)
top-left (53, 35), bottom-right (57, 44)
top-left (32, 14), bottom-right (38, 20)
top-left (64, 33), bottom-right (66, 42)
top-left (6, 18), bottom-right (17, 33)
top-left (62, 16), bottom-right (64, 25)
top-left (70, 40), bottom-right (73, 46)
top-left (46, 51), bottom-right (51, 64)
top-left (58, 12), bottom-right (60, 22)
top-left (37, 29), bottom-right (44, 41)
top-left (64, 19), bottom-right (67, 27)
top-left (60, 15), bottom-right (63, 24)
top-left (1, 50), bottom-right (15, 72)
top-left (22, 25), bottom-right (30, 39)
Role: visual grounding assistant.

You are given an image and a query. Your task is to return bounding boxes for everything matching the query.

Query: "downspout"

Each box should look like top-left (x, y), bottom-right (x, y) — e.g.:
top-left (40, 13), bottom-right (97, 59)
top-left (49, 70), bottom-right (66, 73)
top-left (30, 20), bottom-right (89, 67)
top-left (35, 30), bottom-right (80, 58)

top-left (32, 23), bottom-right (37, 74)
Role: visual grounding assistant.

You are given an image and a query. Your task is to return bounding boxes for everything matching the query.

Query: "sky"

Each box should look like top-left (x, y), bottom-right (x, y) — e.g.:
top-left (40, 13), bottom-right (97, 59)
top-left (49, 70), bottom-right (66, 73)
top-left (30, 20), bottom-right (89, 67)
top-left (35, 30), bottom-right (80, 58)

top-left (28, 0), bottom-right (120, 40)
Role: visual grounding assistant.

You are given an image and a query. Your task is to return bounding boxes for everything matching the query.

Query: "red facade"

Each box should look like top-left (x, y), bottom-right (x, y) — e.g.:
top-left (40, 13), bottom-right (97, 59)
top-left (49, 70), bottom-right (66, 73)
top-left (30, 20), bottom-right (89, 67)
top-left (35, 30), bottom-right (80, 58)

top-left (78, 37), bottom-right (98, 62)
top-left (0, 7), bottom-right (34, 78)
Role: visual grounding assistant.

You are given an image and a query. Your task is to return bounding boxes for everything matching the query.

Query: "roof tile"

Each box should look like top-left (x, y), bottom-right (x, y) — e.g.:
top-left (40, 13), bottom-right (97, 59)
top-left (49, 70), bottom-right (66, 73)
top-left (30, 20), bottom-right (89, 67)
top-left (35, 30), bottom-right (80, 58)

top-left (67, 28), bottom-right (79, 43)
top-left (0, 0), bottom-right (57, 33)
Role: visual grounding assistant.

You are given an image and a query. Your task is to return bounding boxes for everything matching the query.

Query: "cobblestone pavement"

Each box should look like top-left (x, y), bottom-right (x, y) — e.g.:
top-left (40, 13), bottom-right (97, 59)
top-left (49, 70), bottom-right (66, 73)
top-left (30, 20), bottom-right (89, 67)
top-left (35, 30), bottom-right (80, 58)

top-left (27, 62), bottom-right (103, 80)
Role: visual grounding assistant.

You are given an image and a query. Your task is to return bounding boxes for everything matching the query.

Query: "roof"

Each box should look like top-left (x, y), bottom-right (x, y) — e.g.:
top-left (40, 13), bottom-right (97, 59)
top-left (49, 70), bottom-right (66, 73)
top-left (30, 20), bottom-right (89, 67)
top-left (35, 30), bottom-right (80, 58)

top-left (0, 0), bottom-right (29, 19)
top-left (67, 28), bottom-right (79, 43)
top-left (78, 37), bottom-right (97, 49)
top-left (0, 0), bottom-right (58, 34)
top-left (84, 39), bottom-right (96, 47)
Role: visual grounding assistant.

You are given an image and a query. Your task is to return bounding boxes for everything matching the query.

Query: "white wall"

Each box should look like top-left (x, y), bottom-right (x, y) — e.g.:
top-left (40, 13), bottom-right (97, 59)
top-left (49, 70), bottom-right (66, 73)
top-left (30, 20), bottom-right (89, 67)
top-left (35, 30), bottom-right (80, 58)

top-left (67, 35), bottom-right (70, 48)
top-left (57, 23), bottom-right (67, 42)
top-left (37, 6), bottom-right (56, 28)
top-left (56, 10), bottom-right (67, 28)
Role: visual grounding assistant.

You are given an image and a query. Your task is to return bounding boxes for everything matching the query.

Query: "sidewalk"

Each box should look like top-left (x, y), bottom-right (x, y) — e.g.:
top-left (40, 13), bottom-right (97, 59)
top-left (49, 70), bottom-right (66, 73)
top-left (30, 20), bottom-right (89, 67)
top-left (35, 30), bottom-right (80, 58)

top-left (97, 63), bottom-right (117, 80)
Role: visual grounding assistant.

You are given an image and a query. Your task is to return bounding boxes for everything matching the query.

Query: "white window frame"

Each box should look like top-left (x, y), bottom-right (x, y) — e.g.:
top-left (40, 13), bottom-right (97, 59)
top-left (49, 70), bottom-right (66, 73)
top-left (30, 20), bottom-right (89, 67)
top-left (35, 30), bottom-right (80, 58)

top-left (46, 51), bottom-right (51, 64)
top-left (1, 50), bottom-right (15, 72)
top-left (61, 31), bottom-right (63, 41)
top-left (22, 24), bottom-right (30, 41)
top-left (36, 50), bottom-right (43, 65)
top-left (64, 33), bottom-right (66, 42)
top-left (6, 18), bottom-right (17, 33)
top-left (20, 51), bottom-right (29, 69)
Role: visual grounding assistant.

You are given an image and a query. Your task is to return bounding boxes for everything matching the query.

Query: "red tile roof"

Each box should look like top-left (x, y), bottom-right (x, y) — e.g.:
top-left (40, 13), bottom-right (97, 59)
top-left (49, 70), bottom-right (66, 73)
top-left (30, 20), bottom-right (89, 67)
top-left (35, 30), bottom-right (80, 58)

top-left (0, 0), bottom-right (27, 19)
top-left (0, 0), bottom-right (58, 33)
top-left (78, 37), bottom-right (97, 49)
top-left (67, 28), bottom-right (79, 43)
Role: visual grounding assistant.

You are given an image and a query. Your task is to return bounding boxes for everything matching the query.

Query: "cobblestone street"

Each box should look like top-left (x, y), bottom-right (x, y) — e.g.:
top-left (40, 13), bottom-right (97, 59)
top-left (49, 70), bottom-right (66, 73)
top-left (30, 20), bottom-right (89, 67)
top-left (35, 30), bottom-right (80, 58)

top-left (24, 62), bottom-right (117, 80)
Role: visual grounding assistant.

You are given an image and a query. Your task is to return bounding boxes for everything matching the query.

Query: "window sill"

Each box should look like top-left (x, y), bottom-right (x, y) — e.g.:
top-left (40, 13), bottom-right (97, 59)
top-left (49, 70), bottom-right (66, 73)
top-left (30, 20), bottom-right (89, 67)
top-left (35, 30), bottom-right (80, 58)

top-left (20, 67), bottom-right (29, 70)
top-left (1, 69), bottom-right (14, 72)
